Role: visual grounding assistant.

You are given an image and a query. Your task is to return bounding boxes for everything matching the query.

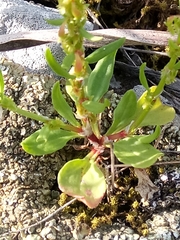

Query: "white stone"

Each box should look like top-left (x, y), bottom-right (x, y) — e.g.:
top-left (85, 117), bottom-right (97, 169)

top-left (40, 226), bottom-right (51, 238)
top-left (10, 173), bottom-right (18, 181)
top-left (177, 145), bottom-right (180, 151)
top-left (133, 233), bottom-right (140, 240)
top-left (0, 0), bottom-right (93, 74)
top-left (113, 235), bottom-right (119, 240)
top-left (173, 230), bottom-right (179, 238)
top-left (25, 234), bottom-right (42, 240)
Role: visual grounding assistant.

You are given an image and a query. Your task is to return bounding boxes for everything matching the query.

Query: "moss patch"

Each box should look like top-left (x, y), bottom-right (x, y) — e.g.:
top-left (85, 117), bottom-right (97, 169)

top-left (58, 167), bottom-right (153, 236)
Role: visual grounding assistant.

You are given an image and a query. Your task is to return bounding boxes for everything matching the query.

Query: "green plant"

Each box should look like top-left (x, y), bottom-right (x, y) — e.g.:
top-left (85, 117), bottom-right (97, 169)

top-left (0, 0), bottom-right (179, 209)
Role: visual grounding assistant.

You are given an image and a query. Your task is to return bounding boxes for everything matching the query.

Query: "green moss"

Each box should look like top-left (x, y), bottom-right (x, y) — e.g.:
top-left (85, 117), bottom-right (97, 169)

top-left (158, 166), bottom-right (165, 174)
top-left (132, 200), bottom-right (139, 209)
top-left (58, 192), bottom-right (68, 206)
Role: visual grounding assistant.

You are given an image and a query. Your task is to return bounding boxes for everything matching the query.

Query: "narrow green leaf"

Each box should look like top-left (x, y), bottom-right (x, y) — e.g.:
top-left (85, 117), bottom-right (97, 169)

top-left (0, 70), bottom-right (4, 99)
top-left (139, 126), bottom-right (161, 144)
top-left (114, 135), bottom-right (163, 168)
top-left (45, 48), bottom-right (75, 79)
top-left (85, 38), bottom-right (125, 64)
top-left (139, 63), bottom-right (149, 90)
top-left (82, 99), bottom-right (110, 114)
top-left (86, 51), bottom-right (117, 101)
top-left (61, 53), bottom-right (75, 71)
top-left (106, 90), bottom-right (137, 135)
top-left (52, 81), bottom-right (80, 127)
top-left (80, 28), bottom-right (102, 41)
top-left (21, 125), bottom-right (79, 155)
top-left (174, 60), bottom-right (180, 70)
top-left (58, 158), bottom-right (106, 208)
top-left (45, 18), bottom-right (64, 26)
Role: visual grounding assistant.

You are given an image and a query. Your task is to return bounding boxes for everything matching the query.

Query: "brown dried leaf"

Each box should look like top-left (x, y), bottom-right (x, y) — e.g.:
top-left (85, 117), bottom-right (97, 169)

top-left (134, 168), bottom-right (159, 204)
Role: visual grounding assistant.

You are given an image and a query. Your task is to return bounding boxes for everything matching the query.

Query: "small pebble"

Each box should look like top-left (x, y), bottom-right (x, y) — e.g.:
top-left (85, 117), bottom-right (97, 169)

top-left (46, 233), bottom-right (56, 240)
top-left (119, 234), bottom-right (126, 240)
top-left (113, 235), bottom-right (119, 240)
top-left (40, 226), bottom-right (51, 238)
top-left (173, 230), bottom-right (179, 238)
top-left (25, 234), bottom-right (42, 240)
top-left (133, 233), bottom-right (140, 240)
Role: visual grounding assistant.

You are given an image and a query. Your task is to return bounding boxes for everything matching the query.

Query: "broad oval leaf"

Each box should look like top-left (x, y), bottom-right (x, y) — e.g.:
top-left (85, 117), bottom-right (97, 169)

top-left (58, 158), bottom-right (106, 208)
top-left (21, 125), bottom-right (79, 155)
top-left (140, 101), bottom-right (175, 126)
top-left (85, 38), bottom-right (125, 64)
top-left (52, 81), bottom-right (80, 127)
top-left (138, 96), bottom-right (175, 127)
top-left (134, 86), bottom-right (175, 127)
top-left (45, 48), bottom-right (75, 79)
top-left (86, 51), bottom-right (117, 102)
top-left (114, 135), bottom-right (163, 168)
top-left (106, 90), bottom-right (137, 135)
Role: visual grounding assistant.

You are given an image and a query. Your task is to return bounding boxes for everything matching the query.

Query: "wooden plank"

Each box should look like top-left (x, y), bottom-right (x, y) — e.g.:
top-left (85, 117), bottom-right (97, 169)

top-left (0, 28), bottom-right (176, 51)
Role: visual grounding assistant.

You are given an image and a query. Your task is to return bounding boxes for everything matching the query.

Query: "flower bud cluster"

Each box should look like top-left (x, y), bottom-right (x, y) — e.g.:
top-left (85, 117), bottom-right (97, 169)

top-left (57, 0), bottom-right (87, 55)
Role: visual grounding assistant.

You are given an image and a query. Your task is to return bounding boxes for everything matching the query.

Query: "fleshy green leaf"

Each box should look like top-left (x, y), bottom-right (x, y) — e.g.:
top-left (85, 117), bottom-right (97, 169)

top-left (174, 61), bottom-right (180, 70)
top-left (106, 90), bottom-right (137, 135)
top-left (139, 63), bottom-right (149, 90)
top-left (21, 125), bottom-right (79, 155)
top-left (82, 99), bottom-right (110, 114)
top-left (45, 48), bottom-right (75, 79)
top-left (139, 125), bottom-right (161, 143)
top-left (45, 18), bottom-right (64, 26)
top-left (52, 81), bottom-right (80, 127)
top-left (61, 53), bottom-right (75, 71)
top-left (80, 28), bottom-right (102, 41)
top-left (0, 70), bottom-right (4, 99)
top-left (138, 95), bottom-right (175, 126)
top-left (85, 38), bottom-right (125, 64)
top-left (86, 51), bottom-right (117, 101)
top-left (58, 158), bottom-right (106, 208)
top-left (114, 135), bottom-right (163, 168)
top-left (133, 86), bottom-right (175, 127)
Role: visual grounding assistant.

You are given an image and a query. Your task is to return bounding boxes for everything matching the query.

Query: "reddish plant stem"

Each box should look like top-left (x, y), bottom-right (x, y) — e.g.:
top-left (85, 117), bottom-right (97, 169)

top-left (107, 130), bottom-right (128, 141)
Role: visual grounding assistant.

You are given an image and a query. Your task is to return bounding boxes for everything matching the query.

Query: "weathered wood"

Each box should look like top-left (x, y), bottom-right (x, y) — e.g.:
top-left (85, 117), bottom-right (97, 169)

top-left (0, 28), bottom-right (176, 51)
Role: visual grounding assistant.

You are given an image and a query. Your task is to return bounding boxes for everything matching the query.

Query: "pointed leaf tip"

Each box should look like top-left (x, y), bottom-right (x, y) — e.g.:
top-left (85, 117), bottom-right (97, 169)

top-left (45, 48), bottom-right (75, 79)
top-left (52, 81), bottom-right (80, 127)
